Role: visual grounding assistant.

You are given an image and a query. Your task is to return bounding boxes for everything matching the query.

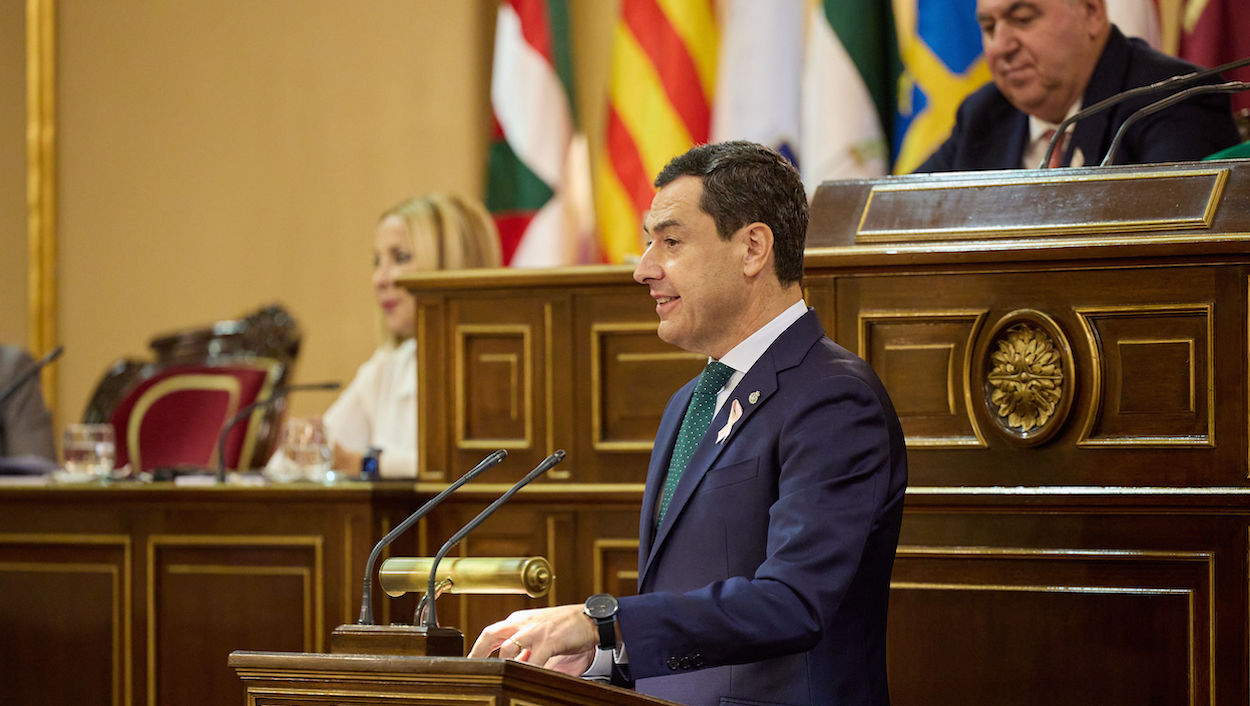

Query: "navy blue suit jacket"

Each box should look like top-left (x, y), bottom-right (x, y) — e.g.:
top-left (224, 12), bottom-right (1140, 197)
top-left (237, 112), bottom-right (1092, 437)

top-left (617, 310), bottom-right (908, 706)
top-left (918, 26), bottom-right (1240, 172)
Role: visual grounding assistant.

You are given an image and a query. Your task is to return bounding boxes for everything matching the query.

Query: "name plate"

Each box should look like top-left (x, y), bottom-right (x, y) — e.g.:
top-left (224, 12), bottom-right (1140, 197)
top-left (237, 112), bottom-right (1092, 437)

top-left (855, 168), bottom-right (1229, 243)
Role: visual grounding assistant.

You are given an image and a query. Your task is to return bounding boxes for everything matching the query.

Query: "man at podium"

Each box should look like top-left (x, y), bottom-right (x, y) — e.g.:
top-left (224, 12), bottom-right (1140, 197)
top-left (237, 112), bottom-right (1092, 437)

top-left (470, 142), bottom-right (909, 705)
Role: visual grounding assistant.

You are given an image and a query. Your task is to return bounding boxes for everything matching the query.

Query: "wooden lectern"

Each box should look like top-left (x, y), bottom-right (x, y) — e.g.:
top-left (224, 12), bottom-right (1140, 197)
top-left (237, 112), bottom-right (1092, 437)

top-left (229, 651), bottom-right (676, 705)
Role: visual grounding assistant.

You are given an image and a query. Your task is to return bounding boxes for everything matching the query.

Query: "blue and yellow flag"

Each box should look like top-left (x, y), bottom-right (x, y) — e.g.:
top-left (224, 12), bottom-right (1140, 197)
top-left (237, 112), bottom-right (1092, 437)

top-left (892, 0), bottom-right (989, 173)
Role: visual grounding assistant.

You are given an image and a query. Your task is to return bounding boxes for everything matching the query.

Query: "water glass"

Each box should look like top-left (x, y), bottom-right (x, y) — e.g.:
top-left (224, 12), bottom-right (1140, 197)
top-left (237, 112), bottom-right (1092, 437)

top-left (63, 423), bottom-right (116, 480)
top-left (279, 418), bottom-right (331, 482)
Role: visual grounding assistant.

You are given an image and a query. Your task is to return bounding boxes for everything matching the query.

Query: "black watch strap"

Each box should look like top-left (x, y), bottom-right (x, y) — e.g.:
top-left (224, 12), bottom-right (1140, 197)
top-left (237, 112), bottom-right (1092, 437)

top-left (584, 593), bottom-right (618, 650)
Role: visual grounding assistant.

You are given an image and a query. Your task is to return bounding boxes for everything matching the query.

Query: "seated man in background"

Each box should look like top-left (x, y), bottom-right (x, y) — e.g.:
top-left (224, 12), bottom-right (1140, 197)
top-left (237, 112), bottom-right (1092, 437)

top-left (0, 344), bottom-right (55, 460)
top-left (918, 0), bottom-right (1241, 172)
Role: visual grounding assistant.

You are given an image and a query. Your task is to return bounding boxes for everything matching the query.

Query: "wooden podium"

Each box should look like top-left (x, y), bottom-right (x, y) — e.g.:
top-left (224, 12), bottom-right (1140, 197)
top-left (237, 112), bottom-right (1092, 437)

top-left (229, 651), bottom-right (675, 705)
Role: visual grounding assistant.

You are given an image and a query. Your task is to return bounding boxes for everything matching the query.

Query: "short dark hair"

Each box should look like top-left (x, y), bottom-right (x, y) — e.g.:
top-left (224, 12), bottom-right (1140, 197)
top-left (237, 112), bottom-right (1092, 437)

top-left (654, 141), bottom-right (807, 284)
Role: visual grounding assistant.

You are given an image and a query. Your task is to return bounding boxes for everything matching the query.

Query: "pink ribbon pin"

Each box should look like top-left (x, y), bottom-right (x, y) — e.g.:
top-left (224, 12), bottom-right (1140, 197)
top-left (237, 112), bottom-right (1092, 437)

top-left (716, 399), bottom-right (743, 444)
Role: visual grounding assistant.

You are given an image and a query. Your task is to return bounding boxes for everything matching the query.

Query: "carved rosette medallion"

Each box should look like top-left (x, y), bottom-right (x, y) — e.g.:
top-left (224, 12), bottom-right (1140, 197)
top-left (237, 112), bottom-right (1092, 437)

top-left (979, 310), bottom-right (1075, 446)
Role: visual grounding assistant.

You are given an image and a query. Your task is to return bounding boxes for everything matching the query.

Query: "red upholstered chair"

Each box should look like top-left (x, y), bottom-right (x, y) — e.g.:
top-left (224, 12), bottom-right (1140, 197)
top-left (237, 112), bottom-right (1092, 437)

top-left (105, 358), bottom-right (282, 473)
top-left (83, 305), bottom-right (301, 472)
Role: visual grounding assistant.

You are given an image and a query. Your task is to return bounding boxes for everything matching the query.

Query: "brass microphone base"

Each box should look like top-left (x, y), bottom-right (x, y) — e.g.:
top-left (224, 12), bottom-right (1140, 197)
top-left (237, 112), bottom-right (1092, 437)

top-left (329, 623), bottom-right (464, 657)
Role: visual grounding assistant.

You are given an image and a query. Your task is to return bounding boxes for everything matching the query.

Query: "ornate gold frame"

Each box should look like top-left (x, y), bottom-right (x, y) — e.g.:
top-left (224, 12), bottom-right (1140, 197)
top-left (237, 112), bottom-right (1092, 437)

top-left (26, 0), bottom-right (57, 408)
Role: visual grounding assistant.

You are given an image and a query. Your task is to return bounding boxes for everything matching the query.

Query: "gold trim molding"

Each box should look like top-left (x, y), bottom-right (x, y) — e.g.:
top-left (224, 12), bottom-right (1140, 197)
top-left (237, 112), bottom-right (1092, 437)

top-left (26, 0), bottom-right (57, 408)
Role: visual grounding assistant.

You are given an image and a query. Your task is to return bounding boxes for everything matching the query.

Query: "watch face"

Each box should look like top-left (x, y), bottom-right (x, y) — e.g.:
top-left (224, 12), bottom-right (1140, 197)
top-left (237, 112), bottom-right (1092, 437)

top-left (585, 593), bottom-right (617, 619)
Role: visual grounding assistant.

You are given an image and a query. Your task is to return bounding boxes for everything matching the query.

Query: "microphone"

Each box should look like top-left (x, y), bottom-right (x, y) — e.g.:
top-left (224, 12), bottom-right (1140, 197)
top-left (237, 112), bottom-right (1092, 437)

top-left (1101, 81), bottom-right (1250, 166)
top-left (421, 449), bottom-right (566, 629)
top-left (214, 380), bottom-right (341, 483)
top-left (0, 345), bottom-right (64, 406)
top-left (356, 448), bottom-right (508, 625)
top-left (1039, 54), bottom-right (1250, 169)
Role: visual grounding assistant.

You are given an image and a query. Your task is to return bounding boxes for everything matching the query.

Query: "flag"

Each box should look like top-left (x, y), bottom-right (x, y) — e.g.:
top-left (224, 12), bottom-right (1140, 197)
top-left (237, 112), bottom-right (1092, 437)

top-left (487, 0), bottom-right (593, 267)
top-left (801, 0), bottom-right (899, 190)
top-left (1173, 0), bottom-right (1250, 113)
top-left (892, 0), bottom-right (990, 173)
top-left (596, 0), bottom-right (718, 264)
top-left (711, 0), bottom-right (804, 165)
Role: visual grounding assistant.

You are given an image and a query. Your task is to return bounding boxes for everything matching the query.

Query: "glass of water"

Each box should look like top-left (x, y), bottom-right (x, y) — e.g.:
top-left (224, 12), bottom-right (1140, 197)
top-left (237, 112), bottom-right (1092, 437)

top-left (63, 423), bottom-right (116, 481)
top-left (278, 418), bottom-right (331, 482)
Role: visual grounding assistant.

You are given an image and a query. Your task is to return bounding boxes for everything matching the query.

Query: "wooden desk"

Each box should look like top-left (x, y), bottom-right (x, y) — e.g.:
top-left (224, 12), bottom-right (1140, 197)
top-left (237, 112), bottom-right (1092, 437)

top-left (0, 481), bottom-right (442, 706)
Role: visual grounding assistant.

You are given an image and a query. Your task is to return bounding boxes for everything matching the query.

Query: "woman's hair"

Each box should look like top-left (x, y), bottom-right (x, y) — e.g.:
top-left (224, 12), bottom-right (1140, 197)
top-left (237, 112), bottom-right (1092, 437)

top-left (380, 193), bottom-right (503, 270)
top-left (377, 194), bottom-right (502, 344)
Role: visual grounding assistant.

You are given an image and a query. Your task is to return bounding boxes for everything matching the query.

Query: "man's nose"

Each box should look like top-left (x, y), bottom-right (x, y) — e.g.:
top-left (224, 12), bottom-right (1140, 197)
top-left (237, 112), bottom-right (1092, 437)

top-left (633, 245), bottom-right (659, 284)
top-left (984, 25), bottom-right (1017, 59)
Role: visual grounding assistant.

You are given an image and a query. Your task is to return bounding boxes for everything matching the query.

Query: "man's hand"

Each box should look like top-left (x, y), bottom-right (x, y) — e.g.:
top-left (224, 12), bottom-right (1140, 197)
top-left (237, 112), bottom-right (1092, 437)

top-left (467, 603), bottom-right (597, 675)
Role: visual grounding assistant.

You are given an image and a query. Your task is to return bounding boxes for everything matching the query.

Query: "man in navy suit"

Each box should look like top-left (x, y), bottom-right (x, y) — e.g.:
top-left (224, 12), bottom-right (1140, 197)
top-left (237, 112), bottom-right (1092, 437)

top-left (918, 0), bottom-right (1240, 172)
top-left (469, 141), bottom-right (908, 705)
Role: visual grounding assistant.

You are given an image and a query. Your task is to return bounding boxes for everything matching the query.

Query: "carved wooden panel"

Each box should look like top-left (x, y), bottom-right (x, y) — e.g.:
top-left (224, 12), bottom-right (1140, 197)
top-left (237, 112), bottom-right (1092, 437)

top-left (149, 535), bottom-right (324, 706)
top-left (432, 295), bottom-right (572, 481)
top-left (858, 310), bottom-right (987, 448)
top-left (1076, 304), bottom-right (1213, 447)
top-left (593, 539), bottom-right (641, 598)
top-left (591, 323), bottom-right (704, 452)
top-left (574, 292), bottom-right (701, 484)
top-left (0, 534), bottom-right (131, 706)
top-left (456, 325), bottom-right (533, 450)
top-left (890, 545), bottom-right (1213, 705)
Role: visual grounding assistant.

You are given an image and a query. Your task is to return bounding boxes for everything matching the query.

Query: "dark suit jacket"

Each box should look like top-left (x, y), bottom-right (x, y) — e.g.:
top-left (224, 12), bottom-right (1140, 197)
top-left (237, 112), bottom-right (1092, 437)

top-left (617, 310), bottom-right (908, 706)
top-left (0, 345), bottom-right (55, 459)
top-left (918, 25), bottom-right (1241, 172)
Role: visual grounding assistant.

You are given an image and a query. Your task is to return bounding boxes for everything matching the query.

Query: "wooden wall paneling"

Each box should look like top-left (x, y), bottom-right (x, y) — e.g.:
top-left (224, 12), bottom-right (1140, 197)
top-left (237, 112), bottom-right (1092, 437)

top-left (447, 295), bottom-right (554, 480)
top-left (417, 294), bottom-right (450, 481)
top-left (834, 264), bottom-right (1238, 487)
top-left (890, 499), bottom-right (1249, 706)
top-left (0, 534), bottom-right (132, 706)
top-left (575, 289), bottom-right (703, 484)
top-left (148, 535), bottom-right (322, 706)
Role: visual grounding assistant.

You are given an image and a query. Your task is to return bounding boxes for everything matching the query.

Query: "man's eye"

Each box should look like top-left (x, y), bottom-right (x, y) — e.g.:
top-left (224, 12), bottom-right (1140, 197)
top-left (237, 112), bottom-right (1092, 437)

top-left (1009, 10), bottom-right (1038, 25)
top-left (394, 251), bottom-right (413, 264)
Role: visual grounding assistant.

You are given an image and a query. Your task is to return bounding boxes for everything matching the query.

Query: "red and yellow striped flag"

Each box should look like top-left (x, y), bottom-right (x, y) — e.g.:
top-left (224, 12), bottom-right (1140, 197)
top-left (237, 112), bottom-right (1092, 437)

top-left (596, 0), bottom-right (718, 263)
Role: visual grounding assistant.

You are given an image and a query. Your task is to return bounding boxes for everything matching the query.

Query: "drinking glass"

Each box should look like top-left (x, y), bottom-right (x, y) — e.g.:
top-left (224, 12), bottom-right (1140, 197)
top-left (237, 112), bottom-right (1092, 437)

top-left (278, 418), bottom-right (331, 482)
top-left (63, 423), bottom-right (116, 481)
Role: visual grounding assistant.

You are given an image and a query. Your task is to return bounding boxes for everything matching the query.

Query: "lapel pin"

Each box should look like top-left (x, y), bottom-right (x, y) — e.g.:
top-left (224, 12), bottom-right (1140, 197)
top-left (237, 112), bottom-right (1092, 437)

top-left (716, 399), bottom-right (743, 444)
top-left (748, 390), bottom-right (760, 405)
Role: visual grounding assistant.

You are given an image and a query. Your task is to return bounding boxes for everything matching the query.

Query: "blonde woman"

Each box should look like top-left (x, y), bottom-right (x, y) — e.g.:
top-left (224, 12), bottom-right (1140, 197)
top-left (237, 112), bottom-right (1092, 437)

top-left (276, 195), bottom-right (501, 478)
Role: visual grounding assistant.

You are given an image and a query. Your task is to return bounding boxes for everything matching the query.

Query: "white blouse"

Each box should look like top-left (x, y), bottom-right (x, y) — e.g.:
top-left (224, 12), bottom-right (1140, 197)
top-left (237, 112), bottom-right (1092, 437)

top-left (323, 338), bottom-right (418, 478)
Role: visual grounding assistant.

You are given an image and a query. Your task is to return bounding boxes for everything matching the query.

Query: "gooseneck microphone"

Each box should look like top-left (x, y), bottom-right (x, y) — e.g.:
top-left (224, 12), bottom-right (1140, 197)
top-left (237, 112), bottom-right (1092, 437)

top-left (356, 448), bottom-right (508, 625)
top-left (0, 345), bottom-right (64, 406)
top-left (1038, 54), bottom-right (1250, 169)
top-left (1101, 81), bottom-right (1250, 166)
top-left (214, 380), bottom-right (341, 483)
top-left (421, 449), bottom-right (566, 629)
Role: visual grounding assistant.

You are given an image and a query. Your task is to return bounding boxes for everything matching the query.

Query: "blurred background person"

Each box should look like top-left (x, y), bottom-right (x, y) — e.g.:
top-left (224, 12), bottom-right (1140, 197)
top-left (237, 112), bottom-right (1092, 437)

top-left (917, 0), bottom-right (1241, 172)
top-left (0, 344), bottom-right (56, 461)
top-left (270, 194), bottom-right (501, 478)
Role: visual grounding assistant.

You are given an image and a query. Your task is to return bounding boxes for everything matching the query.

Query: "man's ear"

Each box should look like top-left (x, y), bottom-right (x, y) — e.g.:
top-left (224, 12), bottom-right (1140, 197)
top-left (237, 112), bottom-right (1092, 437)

top-left (1081, 0), bottom-right (1108, 35)
top-left (741, 222), bottom-right (774, 278)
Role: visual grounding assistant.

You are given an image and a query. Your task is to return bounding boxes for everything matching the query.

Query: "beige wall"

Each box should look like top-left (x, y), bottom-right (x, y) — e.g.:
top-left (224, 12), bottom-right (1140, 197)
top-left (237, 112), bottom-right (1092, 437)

top-left (1, 0), bottom-right (27, 347)
top-left (10, 0), bottom-right (617, 439)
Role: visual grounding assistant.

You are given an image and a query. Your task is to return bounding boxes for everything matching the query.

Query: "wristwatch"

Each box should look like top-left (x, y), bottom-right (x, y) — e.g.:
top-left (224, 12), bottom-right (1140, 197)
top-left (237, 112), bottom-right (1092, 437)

top-left (583, 593), bottom-right (619, 650)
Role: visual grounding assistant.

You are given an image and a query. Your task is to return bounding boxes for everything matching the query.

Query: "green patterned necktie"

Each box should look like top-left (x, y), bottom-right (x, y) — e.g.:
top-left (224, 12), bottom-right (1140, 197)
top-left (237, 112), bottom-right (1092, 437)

top-left (657, 361), bottom-right (735, 525)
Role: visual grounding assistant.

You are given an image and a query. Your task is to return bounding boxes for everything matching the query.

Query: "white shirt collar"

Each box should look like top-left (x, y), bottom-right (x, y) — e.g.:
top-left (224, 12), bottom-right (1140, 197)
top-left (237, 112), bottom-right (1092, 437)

top-left (1027, 100), bottom-right (1083, 144)
top-left (710, 299), bottom-right (807, 412)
